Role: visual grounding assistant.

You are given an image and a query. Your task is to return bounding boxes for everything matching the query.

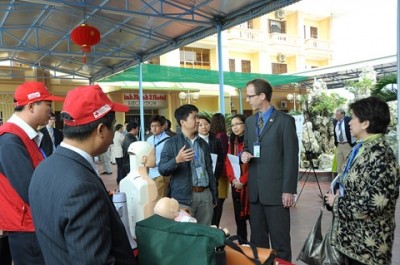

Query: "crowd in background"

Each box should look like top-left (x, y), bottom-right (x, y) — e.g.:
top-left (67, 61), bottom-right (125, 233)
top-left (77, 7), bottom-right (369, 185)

top-left (0, 79), bottom-right (399, 265)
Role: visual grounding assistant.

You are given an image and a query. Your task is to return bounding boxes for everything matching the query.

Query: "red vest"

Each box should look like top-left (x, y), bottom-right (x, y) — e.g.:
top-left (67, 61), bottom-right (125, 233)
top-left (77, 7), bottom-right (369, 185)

top-left (0, 122), bottom-right (44, 232)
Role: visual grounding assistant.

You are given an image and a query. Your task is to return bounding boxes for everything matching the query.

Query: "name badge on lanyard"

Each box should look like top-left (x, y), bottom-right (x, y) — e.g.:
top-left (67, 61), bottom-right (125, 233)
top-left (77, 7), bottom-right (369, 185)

top-left (253, 143), bottom-right (260, 158)
top-left (193, 145), bottom-right (205, 180)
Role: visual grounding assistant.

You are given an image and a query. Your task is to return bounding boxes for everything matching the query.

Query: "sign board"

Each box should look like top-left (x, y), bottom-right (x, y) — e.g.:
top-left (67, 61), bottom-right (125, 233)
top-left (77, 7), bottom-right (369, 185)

top-left (123, 93), bottom-right (167, 109)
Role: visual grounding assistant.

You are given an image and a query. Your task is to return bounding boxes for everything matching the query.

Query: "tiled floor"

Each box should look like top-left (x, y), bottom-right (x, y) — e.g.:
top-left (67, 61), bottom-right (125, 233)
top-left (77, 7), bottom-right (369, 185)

top-left (101, 165), bottom-right (400, 265)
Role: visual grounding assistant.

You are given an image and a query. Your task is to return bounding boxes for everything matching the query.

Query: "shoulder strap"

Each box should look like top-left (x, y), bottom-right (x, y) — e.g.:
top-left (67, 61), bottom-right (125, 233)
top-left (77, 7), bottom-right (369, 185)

top-left (225, 235), bottom-right (276, 265)
top-left (225, 235), bottom-right (261, 265)
top-left (154, 136), bottom-right (169, 148)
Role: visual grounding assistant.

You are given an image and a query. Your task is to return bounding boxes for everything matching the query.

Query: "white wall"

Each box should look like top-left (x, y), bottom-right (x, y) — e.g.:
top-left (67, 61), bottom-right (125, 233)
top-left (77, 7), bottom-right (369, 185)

top-left (330, 0), bottom-right (397, 64)
top-left (288, 0), bottom-right (397, 64)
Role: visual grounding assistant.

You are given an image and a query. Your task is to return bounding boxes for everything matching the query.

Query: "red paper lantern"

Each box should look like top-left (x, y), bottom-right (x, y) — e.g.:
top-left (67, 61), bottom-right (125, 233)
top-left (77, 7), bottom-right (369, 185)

top-left (71, 23), bottom-right (101, 62)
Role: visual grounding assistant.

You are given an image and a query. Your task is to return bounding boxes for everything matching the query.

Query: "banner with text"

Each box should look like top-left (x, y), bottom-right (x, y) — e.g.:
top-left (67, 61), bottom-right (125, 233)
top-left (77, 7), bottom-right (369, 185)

top-left (123, 93), bottom-right (167, 109)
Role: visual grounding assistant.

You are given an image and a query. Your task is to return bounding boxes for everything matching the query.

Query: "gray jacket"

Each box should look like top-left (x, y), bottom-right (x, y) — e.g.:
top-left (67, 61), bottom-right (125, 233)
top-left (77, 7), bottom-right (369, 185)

top-left (158, 133), bottom-right (217, 205)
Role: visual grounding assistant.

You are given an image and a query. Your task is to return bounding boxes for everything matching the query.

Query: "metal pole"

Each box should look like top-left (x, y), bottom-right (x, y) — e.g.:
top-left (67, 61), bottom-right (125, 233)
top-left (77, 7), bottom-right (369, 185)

top-left (217, 23), bottom-right (225, 114)
top-left (238, 88), bottom-right (243, 114)
top-left (397, 0), bottom-right (400, 163)
top-left (139, 62), bottom-right (145, 141)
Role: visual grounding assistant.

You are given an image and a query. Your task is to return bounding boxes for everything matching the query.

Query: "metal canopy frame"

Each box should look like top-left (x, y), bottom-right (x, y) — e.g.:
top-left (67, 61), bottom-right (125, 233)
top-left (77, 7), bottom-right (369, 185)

top-left (0, 0), bottom-right (299, 82)
top-left (295, 57), bottom-right (397, 90)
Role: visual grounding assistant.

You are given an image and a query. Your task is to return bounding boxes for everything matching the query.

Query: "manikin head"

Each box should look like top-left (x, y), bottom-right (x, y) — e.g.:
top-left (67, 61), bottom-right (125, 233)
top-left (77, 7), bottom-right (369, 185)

top-left (128, 141), bottom-right (156, 169)
top-left (154, 197), bottom-right (180, 219)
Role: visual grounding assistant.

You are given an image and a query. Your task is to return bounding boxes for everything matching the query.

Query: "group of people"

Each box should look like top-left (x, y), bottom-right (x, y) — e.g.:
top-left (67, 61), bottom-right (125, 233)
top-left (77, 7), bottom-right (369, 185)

top-left (0, 82), bottom-right (138, 265)
top-left (157, 79), bottom-right (300, 261)
top-left (0, 77), bottom-right (399, 265)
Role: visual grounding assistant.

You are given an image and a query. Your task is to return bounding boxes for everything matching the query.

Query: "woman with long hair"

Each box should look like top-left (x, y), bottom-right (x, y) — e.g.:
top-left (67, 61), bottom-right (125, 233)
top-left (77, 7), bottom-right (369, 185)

top-left (209, 113), bottom-right (229, 227)
top-left (225, 114), bottom-right (249, 243)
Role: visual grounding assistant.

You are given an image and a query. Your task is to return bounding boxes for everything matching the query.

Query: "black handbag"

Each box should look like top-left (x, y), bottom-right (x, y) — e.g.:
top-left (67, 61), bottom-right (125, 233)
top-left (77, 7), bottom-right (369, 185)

top-left (297, 207), bottom-right (344, 265)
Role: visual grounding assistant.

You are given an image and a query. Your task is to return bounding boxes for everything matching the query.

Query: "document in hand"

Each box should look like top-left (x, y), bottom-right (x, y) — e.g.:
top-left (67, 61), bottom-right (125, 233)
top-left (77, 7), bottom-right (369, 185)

top-left (210, 153), bottom-right (217, 174)
top-left (330, 174), bottom-right (344, 196)
top-left (227, 154), bottom-right (241, 180)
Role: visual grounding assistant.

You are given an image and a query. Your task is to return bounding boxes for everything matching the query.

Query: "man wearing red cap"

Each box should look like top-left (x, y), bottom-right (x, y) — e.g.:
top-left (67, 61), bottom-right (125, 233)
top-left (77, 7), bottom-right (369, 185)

top-left (0, 81), bottom-right (64, 265)
top-left (29, 84), bottom-right (138, 265)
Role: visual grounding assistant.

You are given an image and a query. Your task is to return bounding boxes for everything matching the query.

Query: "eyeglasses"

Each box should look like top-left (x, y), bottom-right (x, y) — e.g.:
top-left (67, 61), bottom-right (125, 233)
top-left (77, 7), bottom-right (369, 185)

top-left (231, 123), bottom-right (244, 127)
top-left (246, 94), bottom-right (258, 99)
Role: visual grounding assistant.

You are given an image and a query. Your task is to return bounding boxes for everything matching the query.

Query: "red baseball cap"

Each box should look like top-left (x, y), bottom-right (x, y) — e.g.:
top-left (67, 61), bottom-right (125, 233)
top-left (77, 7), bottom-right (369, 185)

top-left (62, 84), bottom-right (129, 126)
top-left (14, 81), bottom-right (64, 106)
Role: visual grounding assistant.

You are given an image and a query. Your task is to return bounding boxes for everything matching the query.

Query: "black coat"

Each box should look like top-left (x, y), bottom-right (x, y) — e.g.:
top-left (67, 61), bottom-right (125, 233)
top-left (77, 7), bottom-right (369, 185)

top-left (40, 126), bottom-right (63, 157)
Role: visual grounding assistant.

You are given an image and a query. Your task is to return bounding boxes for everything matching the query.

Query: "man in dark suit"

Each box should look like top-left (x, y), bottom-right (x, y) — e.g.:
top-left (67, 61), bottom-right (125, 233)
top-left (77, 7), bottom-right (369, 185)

top-left (39, 112), bottom-right (63, 157)
top-left (241, 79), bottom-right (298, 262)
top-left (29, 84), bottom-right (137, 265)
top-left (333, 108), bottom-right (354, 173)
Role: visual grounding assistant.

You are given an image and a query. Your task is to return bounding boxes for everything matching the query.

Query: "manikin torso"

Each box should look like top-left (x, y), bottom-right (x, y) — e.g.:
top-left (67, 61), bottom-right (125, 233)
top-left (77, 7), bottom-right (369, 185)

top-left (119, 142), bottom-right (158, 243)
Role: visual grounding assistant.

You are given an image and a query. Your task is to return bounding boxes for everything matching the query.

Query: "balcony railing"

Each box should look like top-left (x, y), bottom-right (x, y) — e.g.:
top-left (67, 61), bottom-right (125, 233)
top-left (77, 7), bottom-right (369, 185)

top-left (304, 38), bottom-right (331, 51)
top-left (226, 28), bottom-right (262, 41)
top-left (269, 33), bottom-right (299, 46)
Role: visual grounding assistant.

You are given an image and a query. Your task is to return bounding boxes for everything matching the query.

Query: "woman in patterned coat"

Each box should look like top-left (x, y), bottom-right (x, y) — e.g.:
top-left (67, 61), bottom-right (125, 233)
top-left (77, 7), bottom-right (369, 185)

top-left (325, 96), bottom-right (400, 265)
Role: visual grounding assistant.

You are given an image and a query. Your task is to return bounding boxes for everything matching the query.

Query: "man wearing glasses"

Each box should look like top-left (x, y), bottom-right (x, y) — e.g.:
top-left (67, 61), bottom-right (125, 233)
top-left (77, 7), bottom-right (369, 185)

top-left (241, 79), bottom-right (299, 262)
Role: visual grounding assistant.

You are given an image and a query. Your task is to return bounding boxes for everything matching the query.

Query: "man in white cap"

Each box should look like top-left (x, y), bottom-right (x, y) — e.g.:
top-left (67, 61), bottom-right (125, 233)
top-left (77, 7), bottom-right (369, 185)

top-left (0, 81), bottom-right (64, 265)
top-left (29, 84), bottom-right (138, 265)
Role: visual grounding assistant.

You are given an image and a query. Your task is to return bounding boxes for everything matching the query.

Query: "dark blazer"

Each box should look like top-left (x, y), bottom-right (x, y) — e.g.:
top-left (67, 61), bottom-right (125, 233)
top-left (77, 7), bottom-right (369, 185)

top-left (243, 108), bottom-right (299, 205)
top-left (333, 116), bottom-right (354, 147)
top-left (159, 133), bottom-right (217, 205)
top-left (29, 146), bottom-right (137, 265)
top-left (39, 126), bottom-right (63, 157)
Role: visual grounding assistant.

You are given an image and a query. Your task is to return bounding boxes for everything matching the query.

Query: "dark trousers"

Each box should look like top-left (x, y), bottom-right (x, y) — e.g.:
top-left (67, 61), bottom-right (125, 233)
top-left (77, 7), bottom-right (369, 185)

top-left (8, 232), bottom-right (44, 265)
top-left (249, 202), bottom-right (291, 262)
top-left (115, 157), bottom-right (124, 184)
top-left (0, 236), bottom-right (12, 265)
top-left (211, 198), bottom-right (225, 227)
top-left (231, 187), bottom-right (248, 243)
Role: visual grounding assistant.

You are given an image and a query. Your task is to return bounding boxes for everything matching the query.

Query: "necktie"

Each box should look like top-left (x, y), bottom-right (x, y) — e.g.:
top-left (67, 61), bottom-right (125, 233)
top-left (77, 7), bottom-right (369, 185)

top-left (49, 128), bottom-right (55, 144)
top-left (258, 113), bottom-right (264, 131)
top-left (337, 120), bottom-right (344, 142)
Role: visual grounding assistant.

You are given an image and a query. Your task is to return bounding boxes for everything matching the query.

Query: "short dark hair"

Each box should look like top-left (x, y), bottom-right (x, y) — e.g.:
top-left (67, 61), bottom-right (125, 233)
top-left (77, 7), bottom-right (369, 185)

top-left (149, 115), bottom-right (166, 127)
top-left (126, 121), bottom-right (139, 132)
top-left (349, 96), bottom-right (390, 134)
top-left (166, 119), bottom-right (172, 130)
top-left (174, 104), bottom-right (198, 127)
top-left (231, 114), bottom-right (246, 124)
top-left (197, 115), bottom-right (210, 124)
top-left (14, 100), bottom-right (42, 112)
top-left (246, 79), bottom-right (273, 102)
top-left (115, 124), bottom-right (123, 131)
top-left (62, 111), bottom-right (115, 141)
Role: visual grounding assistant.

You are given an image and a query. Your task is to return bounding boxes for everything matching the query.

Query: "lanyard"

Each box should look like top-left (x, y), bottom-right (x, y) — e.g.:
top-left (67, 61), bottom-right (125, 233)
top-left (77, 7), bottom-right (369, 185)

top-left (338, 141), bottom-right (363, 195)
top-left (39, 147), bottom-right (47, 158)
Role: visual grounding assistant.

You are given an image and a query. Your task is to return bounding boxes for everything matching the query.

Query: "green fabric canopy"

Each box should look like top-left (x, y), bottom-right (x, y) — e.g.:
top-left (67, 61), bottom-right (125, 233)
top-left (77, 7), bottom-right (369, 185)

top-left (99, 64), bottom-right (307, 88)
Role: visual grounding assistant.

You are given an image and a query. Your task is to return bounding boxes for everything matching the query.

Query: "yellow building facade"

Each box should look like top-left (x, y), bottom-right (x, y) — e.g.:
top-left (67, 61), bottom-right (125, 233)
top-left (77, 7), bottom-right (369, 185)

top-left (0, 8), bottom-right (332, 129)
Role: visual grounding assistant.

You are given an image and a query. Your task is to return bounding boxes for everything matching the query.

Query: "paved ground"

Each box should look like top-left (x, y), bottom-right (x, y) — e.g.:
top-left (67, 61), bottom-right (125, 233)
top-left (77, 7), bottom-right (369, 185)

top-left (100, 164), bottom-right (400, 264)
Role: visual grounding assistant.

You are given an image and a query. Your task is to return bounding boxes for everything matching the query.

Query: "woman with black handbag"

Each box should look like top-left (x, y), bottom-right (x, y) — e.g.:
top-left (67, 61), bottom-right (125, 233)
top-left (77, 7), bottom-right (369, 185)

top-left (325, 97), bottom-right (400, 265)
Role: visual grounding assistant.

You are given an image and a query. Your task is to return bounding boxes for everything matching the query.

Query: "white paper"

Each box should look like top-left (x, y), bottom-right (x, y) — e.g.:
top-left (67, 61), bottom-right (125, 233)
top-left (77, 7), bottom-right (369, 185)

top-left (227, 154), bottom-right (240, 180)
top-left (331, 174), bottom-right (344, 196)
top-left (210, 153), bottom-right (217, 174)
